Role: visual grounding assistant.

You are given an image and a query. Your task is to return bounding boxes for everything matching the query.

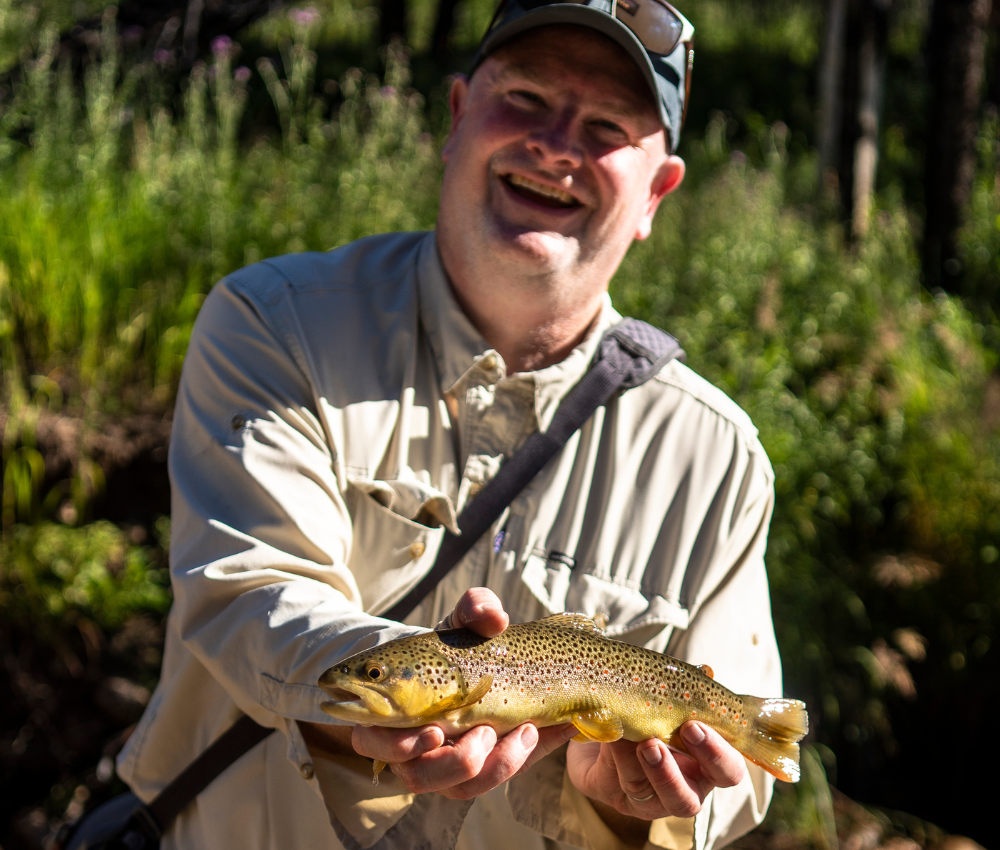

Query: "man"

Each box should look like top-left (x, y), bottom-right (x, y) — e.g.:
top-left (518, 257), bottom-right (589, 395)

top-left (116, 2), bottom-right (782, 849)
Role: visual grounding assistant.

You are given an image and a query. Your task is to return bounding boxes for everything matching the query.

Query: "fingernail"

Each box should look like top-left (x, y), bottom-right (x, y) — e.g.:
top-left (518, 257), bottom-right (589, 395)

top-left (417, 729), bottom-right (440, 752)
top-left (682, 723), bottom-right (706, 746)
top-left (641, 743), bottom-right (663, 766)
top-left (519, 725), bottom-right (538, 747)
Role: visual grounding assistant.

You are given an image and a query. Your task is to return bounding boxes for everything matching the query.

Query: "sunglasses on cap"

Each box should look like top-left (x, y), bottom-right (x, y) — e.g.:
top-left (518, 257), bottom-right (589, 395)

top-left (480, 0), bottom-right (695, 135)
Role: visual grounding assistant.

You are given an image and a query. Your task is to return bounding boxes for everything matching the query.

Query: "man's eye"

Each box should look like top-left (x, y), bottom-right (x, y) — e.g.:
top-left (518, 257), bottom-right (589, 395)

top-left (510, 90), bottom-right (544, 107)
top-left (594, 119), bottom-right (625, 135)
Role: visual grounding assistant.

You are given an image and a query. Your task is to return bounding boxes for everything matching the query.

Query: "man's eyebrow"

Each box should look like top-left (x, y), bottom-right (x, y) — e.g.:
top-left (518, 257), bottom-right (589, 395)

top-left (492, 63), bottom-right (648, 122)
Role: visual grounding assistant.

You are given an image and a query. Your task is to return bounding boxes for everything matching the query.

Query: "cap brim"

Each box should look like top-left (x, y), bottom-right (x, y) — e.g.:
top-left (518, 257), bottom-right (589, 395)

top-left (473, 4), bottom-right (675, 145)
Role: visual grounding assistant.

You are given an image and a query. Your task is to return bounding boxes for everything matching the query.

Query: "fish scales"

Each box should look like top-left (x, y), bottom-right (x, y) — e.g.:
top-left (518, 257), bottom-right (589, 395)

top-left (319, 613), bottom-right (808, 783)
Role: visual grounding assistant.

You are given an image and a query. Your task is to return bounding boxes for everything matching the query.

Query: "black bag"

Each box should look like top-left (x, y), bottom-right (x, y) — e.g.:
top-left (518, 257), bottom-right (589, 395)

top-left (55, 793), bottom-right (155, 850)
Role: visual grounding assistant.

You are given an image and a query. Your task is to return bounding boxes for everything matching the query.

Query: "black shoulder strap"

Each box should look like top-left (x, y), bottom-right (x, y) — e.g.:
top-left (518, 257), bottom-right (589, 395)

top-left (126, 714), bottom-right (274, 842)
top-left (103, 319), bottom-right (680, 845)
top-left (382, 319), bottom-right (683, 623)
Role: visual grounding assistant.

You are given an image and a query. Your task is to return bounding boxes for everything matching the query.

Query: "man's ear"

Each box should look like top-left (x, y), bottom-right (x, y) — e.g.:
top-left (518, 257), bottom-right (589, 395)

top-left (634, 155), bottom-right (685, 241)
top-left (441, 74), bottom-right (470, 163)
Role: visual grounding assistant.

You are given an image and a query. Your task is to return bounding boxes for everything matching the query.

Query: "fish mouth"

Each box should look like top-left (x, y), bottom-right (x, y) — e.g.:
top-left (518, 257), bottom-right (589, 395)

top-left (319, 679), bottom-right (393, 717)
top-left (502, 173), bottom-right (581, 209)
top-left (323, 687), bottom-right (362, 705)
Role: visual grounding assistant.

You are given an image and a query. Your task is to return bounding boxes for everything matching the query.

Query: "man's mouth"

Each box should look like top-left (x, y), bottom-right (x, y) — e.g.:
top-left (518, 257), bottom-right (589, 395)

top-left (503, 174), bottom-right (581, 209)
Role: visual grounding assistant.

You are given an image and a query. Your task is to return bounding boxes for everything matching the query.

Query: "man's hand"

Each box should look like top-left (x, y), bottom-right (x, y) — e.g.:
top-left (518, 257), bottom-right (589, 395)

top-left (566, 722), bottom-right (746, 841)
top-left (350, 588), bottom-right (578, 799)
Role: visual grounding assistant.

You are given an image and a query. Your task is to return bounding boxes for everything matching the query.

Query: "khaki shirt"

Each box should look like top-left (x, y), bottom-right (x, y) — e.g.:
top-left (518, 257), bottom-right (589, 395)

top-left (117, 231), bottom-right (781, 850)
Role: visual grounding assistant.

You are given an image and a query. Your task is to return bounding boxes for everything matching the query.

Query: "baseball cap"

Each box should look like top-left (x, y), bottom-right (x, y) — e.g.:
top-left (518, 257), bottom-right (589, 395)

top-left (470, 0), bottom-right (694, 152)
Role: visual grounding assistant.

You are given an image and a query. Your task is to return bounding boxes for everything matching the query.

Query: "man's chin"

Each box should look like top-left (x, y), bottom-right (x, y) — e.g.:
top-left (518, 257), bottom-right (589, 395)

top-left (492, 228), bottom-right (581, 274)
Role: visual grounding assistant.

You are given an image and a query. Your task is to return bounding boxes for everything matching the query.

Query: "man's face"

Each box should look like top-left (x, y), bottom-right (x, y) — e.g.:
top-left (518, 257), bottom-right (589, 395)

top-left (437, 25), bottom-right (684, 296)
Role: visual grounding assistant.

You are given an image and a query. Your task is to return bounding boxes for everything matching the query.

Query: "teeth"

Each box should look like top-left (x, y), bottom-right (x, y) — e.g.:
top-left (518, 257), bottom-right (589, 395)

top-left (507, 174), bottom-right (577, 205)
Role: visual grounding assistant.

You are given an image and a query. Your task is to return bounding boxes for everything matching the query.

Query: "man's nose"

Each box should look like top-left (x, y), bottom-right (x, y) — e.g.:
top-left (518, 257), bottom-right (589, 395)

top-left (526, 109), bottom-right (583, 168)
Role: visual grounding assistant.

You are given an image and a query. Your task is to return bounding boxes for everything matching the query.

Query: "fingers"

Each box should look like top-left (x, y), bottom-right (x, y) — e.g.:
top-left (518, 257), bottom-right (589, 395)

top-left (391, 725), bottom-right (499, 794)
top-left (676, 722), bottom-right (747, 790)
top-left (566, 723), bottom-right (747, 822)
top-left (434, 724), bottom-right (537, 799)
top-left (352, 724), bottom-right (445, 764)
top-left (437, 588), bottom-right (509, 637)
top-left (627, 739), bottom-right (702, 818)
top-left (356, 722), bottom-right (576, 799)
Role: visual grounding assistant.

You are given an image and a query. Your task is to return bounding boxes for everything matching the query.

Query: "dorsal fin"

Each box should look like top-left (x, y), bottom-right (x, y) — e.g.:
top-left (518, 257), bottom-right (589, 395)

top-left (537, 613), bottom-right (604, 633)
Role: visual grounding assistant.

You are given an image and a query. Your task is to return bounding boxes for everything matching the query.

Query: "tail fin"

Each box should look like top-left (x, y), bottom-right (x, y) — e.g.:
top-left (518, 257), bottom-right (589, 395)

top-left (741, 697), bottom-right (809, 783)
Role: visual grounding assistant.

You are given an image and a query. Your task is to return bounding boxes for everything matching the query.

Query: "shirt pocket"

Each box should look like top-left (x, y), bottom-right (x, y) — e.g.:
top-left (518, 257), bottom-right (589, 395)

top-left (345, 477), bottom-right (451, 617)
top-left (519, 548), bottom-right (690, 642)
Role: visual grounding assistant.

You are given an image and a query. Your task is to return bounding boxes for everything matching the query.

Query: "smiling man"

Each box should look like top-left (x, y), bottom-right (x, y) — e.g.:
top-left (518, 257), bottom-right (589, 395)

top-left (115, 2), bottom-right (782, 850)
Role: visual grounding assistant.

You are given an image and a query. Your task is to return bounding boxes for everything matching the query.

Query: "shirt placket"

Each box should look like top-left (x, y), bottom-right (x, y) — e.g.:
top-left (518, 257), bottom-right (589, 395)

top-left (428, 353), bottom-right (538, 622)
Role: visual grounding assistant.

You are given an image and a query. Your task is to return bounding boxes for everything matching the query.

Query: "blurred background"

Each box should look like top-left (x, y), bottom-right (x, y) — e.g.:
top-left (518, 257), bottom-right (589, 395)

top-left (0, 0), bottom-right (998, 847)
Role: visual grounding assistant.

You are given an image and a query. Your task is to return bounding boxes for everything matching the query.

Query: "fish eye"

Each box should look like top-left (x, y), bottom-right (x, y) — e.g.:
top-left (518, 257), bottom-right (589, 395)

top-left (366, 665), bottom-right (386, 681)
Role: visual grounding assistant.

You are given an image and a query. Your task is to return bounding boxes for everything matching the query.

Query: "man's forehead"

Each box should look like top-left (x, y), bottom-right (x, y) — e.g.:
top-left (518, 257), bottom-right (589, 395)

top-left (484, 26), bottom-right (659, 120)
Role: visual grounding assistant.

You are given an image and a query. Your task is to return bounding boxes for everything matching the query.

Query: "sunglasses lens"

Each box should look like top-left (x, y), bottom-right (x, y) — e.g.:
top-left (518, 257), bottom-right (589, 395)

top-left (503, 0), bottom-right (686, 57)
top-left (616, 0), bottom-right (682, 55)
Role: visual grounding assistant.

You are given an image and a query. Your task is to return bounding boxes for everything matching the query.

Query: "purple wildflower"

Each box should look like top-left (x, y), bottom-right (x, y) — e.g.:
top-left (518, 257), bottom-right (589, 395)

top-left (235, 66), bottom-right (252, 83)
top-left (153, 48), bottom-right (171, 65)
top-left (211, 35), bottom-right (233, 57)
top-left (289, 7), bottom-right (320, 25)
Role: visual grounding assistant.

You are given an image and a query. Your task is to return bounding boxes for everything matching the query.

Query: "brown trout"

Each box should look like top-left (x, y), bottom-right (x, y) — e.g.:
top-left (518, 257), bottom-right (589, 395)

top-left (318, 614), bottom-right (808, 784)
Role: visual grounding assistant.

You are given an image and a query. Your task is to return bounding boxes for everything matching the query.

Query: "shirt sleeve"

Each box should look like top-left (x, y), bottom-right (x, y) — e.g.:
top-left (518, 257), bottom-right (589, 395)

top-left (168, 266), bottom-right (426, 771)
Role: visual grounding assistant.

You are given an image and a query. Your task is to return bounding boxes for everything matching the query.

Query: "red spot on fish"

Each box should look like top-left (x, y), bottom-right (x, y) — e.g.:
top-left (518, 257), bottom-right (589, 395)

top-left (710, 702), bottom-right (716, 709)
top-left (684, 692), bottom-right (690, 699)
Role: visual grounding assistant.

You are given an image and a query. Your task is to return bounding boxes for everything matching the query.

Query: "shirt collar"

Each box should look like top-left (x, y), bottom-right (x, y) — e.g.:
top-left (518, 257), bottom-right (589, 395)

top-left (417, 231), bottom-right (623, 429)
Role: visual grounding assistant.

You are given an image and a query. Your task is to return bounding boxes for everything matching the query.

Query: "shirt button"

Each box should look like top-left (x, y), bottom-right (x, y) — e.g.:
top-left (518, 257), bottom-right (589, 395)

top-left (300, 762), bottom-right (314, 780)
top-left (230, 414), bottom-right (246, 430)
top-left (409, 541), bottom-right (426, 560)
top-left (481, 354), bottom-right (497, 371)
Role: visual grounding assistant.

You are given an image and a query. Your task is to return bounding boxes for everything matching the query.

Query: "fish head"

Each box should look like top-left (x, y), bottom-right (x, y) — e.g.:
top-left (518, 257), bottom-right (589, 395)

top-left (318, 638), bottom-right (468, 725)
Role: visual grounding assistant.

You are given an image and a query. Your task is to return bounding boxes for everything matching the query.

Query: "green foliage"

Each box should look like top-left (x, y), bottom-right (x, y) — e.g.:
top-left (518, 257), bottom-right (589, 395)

top-left (0, 519), bottom-right (171, 637)
top-left (0, 13), bottom-right (439, 410)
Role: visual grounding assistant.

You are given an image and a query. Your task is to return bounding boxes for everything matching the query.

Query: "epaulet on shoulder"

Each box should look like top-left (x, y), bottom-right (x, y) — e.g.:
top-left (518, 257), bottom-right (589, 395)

top-left (653, 359), bottom-right (761, 443)
top-left (221, 231), bottom-right (430, 304)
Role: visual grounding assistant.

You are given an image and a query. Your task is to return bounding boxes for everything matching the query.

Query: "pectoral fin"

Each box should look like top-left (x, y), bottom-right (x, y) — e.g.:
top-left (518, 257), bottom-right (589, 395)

top-left (372, 759), bottom-right (387, 787)
top-left (571, 709), bottom-right (624, 744)
top-left (439, 673), bottom-right (495, 720)
top-left (458, 673), bottom-right (494, 708)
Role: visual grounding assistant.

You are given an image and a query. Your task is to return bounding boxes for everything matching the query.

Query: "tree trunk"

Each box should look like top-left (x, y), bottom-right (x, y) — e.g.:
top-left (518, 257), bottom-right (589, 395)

top-left (922, 0), bottom-right (993, 292)
top-left (380, 0), bottom-right (408, 45)
top-left (824, 0), bottom-right (890, 236)
top-left (431, 0), bottom-right (462, 61)
top-left (818, 0), bottom-right (849, 182)
top-left (852, 0), bottom-right (890, 238)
